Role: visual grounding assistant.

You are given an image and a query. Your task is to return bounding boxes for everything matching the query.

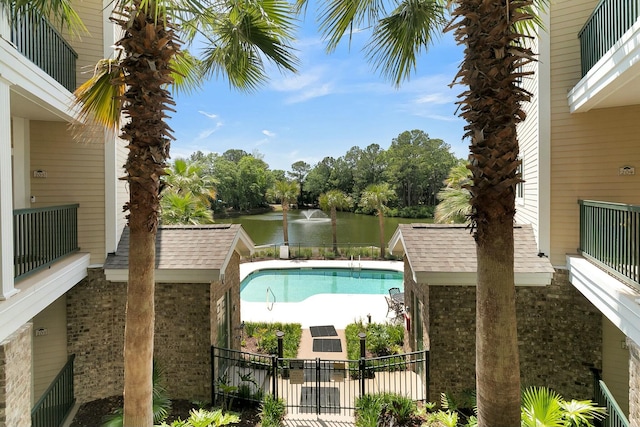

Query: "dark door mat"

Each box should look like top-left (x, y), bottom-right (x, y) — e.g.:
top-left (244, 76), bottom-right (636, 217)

top-left (309, 325), bottom-right (338, 337)
top-left (313, 338), bottom-right (342, 352)
top-left (300, 386), bottom-right (341, 414)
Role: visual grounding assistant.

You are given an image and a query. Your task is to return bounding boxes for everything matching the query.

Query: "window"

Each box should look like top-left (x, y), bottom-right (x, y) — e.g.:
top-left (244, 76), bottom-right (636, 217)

top-left (516, 158), bottom-right (524, 200)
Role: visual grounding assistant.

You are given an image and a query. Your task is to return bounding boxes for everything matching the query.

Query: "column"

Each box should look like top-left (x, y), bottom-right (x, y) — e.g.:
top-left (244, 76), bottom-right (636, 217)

top-left (0, 79), bottom-right (18, 299)
top-left (629, 338), bottom-right (640, 426)
top-left (0, 324), bottom-right (32, 427)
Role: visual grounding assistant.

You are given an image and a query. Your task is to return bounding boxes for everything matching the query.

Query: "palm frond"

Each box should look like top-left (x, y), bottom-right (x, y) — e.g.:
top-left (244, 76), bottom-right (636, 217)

top-left (72, 59), bottom-right (124, 132)
top-left (366, 0), bottom-right (446, 86)
top-left (171, 50), bottom-right (205, 96)
top-left (560, 399), bottom-right (607, 426)
top-left (198, 0), bottom-right (299, 91)
top-left (521, 386), bottom-right (564, 427)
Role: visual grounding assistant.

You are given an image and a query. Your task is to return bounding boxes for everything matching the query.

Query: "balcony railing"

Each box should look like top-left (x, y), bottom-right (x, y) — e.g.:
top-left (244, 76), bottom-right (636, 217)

top-left (578, 0), bottom-right (640, 77)
top-left (13, 204), bottom-right (80, 280)
top-left (31, 355), bottom-right (75, 427)
top-left (10, 12), bottom-right (78, 92)
top-left (579, 200), bottom-right (640, 290)
top-left (591, 368), bottom-right (630, 427)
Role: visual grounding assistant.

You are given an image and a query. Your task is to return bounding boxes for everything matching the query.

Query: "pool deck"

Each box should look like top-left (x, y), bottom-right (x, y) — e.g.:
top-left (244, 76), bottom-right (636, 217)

top-left (240, 259), bottom-right (404, 329)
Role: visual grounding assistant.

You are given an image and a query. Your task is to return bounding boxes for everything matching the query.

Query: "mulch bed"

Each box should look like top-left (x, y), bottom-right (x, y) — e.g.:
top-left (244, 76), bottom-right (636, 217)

top-left (70, 396), bottom-right (261, 427)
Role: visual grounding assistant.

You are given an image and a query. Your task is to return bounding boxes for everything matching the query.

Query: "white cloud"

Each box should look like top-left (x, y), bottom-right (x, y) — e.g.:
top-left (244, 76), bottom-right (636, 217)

top-left (284, 83), bottom-right (333, 104)
top-left (198, 110), bottom-right (218, 119)
top-left (262, 130), bottom-right (276, 138)
top-left (196, 128), bottom-right (217, 140)
top-left (415, 93), bottom-right (453, 105)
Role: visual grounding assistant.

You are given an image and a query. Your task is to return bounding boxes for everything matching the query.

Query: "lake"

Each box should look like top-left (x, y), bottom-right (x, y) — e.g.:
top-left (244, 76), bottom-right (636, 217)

top-left (216, 209), bottom-right (432, 246)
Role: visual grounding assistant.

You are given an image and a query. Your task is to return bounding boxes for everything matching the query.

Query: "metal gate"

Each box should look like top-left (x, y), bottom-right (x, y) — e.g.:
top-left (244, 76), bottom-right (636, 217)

top-left (211, 347), bottom-right (429, 417)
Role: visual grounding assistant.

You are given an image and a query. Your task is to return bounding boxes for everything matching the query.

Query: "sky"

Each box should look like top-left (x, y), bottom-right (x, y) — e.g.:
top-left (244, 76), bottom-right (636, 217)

top-left (168, 11), bottom-right (468, 173)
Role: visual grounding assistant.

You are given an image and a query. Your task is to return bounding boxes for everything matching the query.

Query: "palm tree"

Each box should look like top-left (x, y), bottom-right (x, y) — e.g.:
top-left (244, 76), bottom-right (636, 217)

top-left (267, 180), bottom-right (300, 246)
top-left (164, 158), bottom-right (216, 196)
top-left (434, 160), bottom-right (471, 224)
top-left (162, 158), bottom-right (218, 223)
top-left (160, 192), bottom-right (215, 225)
top-left (359, 183), bottom-right (394, 258)
top-left (35, 0), bottom-right (298, 424)
top-left (296, 0), bottom-right (547, 424)
top-left (521, 386), bottom-right (606, 427)
top-left (318, 189), bottom-right (352, 254)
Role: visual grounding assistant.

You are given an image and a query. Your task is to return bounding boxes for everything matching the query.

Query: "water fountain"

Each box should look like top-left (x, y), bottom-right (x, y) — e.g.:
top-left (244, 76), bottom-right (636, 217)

top-left (299, 209), bottom-right (330, 223)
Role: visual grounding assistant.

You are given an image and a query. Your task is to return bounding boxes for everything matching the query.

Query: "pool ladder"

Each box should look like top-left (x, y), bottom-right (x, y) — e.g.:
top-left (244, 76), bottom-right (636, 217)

top-left (266, 287), bottom-right (276, 311)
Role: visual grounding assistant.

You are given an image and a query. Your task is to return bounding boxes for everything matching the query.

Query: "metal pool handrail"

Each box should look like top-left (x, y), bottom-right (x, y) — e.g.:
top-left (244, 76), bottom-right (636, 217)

top-left (266, 286), bottom-right (276, 311)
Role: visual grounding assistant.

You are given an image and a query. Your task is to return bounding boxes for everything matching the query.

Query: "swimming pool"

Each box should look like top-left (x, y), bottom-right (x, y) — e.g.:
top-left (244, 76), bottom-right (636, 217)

top-left (240, 268), bottom-right (404, 303)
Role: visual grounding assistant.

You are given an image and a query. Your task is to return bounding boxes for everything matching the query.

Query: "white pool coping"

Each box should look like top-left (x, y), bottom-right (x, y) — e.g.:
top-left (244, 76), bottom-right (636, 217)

top-left (239, 259), bottom-right (405, 329)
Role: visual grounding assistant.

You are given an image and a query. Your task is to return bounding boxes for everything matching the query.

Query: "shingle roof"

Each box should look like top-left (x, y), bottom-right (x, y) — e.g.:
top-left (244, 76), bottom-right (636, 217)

top-left (104, 224), bottom-right (254, 283)
top-left (389, 223), bottom-right (554, 286)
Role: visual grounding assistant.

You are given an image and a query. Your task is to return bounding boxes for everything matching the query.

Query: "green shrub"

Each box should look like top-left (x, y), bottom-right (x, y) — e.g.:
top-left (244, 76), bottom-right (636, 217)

top-left (156, 408), bottom-right (240, 427)
top-left (260, 395), bottom-right (286, 427)
top-left (355, 393), bottom-right (417, 427)
top-left (244, 322), bottom-right (302, 358)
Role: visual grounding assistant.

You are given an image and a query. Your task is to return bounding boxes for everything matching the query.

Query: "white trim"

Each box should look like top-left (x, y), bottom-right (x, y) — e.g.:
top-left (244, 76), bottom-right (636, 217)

top-left (104, 268), bottom-right (219, 284)
top-left (0, 253), bottom-right (89, 342)
top-left (537, 8), bottom-right (551, 258)
top-left (568, 19), bottom-right (640, 113)
top-left (567, 255), bottom-right (640, 346)
top-left (0, 38), bottom-right (77, 122)
top-left (0, 79), bottom-right (16, 299)
top-left (414, 271), bottom-right (552, 287)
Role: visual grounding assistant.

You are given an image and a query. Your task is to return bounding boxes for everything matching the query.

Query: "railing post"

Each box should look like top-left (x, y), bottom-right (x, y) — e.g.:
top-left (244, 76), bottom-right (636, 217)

top-left (271, 355), bottom-right (278, 398)
top-left (359, 332), bottom-right (366, 396)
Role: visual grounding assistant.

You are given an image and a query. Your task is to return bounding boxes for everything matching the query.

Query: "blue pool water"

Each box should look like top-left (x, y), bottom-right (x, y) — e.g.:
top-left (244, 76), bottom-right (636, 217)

top-left (240, 268), bottom-right (404, 303)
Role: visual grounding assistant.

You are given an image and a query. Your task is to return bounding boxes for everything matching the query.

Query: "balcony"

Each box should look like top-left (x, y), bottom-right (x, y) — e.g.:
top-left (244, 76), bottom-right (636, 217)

top-left (578, 0), bottom-right (640, 77)
top-left (579, 200), bottom-right (639, 290)
top-left (10, 12), bottom-right (78, 92)
top-left (568, 0), bottom-right (640, 112)
top-left (13, 205), bottom-right (80, 281)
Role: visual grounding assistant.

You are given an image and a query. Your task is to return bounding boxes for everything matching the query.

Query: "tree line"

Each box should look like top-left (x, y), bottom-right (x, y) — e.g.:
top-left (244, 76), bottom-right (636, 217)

top-left (168, 129), bottom-right (460, 220)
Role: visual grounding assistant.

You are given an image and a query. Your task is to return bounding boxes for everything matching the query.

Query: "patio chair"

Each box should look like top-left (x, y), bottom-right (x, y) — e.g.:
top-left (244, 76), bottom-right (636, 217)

top-left (385, 296), bottom-right (403, 318)
top-left (388, 287), bottom-right (401, 298)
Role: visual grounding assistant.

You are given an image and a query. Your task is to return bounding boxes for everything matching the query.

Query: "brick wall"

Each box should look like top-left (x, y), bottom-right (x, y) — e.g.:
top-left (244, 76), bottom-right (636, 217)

top-left (0, 324), bottom-right (32, 427)
top-left (411, 268), bottom-right (602, 402)
top-left (67, 268), bottom-right (212, 404)
top-left (629, 338), bottom-right (640, 426)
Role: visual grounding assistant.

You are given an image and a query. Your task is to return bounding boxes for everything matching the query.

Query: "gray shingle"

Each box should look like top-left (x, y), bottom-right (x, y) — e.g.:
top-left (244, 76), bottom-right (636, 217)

top-left (105, 224), bottom-right (248, 270)
top-left (393, 223), bottom-right (554, 284)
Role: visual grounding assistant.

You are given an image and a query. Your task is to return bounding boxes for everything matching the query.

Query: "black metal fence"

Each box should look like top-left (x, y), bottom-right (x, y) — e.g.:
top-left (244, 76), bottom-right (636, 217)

top-left (578, 0), bottom-right (640, 77)
top-left (13, 204), bottom-right (79, 280)
top-left (10, 11), bottom-right (78, 92)
top-left (31, 355), bottom-right (76, 427)
top-left (579, 200), bottom-right (640, 290)
top-left (211, 346), bottom-right (429, 417)
top-left (591, 368), bottom-right (629, 427)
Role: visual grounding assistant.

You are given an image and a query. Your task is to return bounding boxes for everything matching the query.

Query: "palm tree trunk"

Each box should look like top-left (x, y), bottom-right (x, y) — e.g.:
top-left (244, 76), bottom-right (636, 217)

top-left (447, 1), bottom-right (535, 424)
top-left (124, 224), bottom-right (155, 426)
top-left (282, 205), bottom-right (289, 245)
top-left (475, 219), bottom-right (520, 426)
top-left (331, 207), bottom-right (338, 254)
top-left (377, 209), bottom-right (385, 258)
top-left (115, 2), bottom-right (177, 425)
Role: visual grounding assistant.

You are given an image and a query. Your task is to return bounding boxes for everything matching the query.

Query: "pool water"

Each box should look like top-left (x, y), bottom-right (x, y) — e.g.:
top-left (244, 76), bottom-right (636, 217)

top-left (240, 268), bottom-right (404, 303)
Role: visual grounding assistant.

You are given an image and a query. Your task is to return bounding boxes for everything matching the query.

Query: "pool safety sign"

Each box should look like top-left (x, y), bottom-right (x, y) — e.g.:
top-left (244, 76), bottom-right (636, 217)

top-left (332, 362), bottom-right (346, 382)
top-left (289, 360), bottom-right (305, 384)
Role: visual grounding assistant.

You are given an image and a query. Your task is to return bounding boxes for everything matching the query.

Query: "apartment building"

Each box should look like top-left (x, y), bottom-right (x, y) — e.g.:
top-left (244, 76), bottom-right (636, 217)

top-left (0, 3), bottom-right (254, 426)
top-left (517, 0), bottom-right (640, 424)
top-left (0, 1), bottom-right (125, 425)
